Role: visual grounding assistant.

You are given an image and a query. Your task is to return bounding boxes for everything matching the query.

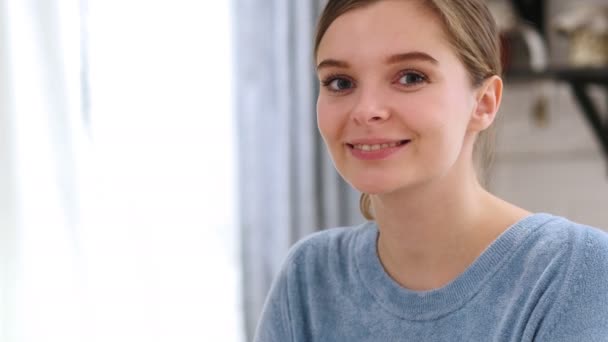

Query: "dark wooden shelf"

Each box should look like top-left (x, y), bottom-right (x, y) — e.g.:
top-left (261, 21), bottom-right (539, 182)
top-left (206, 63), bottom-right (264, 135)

top-left (505, 67), bottom-right (608, 166)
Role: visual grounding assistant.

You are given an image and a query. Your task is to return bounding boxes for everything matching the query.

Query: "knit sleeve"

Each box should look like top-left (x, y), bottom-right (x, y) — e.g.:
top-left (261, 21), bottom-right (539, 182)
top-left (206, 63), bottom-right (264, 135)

top-left (536, 227), bottom-right (608, 341)
top-left (253, 256), bottom-right (295, 342)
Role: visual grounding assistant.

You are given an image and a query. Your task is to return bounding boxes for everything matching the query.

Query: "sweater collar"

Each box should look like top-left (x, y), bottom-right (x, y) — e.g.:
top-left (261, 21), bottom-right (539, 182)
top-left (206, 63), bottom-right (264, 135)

top-left (354, 213), bottom-right (556, 320)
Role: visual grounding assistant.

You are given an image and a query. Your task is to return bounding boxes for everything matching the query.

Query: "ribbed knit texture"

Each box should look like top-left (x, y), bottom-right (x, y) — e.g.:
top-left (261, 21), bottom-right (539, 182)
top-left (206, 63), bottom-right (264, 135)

top-left (254, 213), bottom-right (608, 341)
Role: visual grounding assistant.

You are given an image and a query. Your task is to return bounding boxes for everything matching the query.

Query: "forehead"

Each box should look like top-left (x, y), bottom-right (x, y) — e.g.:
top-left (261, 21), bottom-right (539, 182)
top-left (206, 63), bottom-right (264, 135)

top-left (316, 0), bottom-right (453, 64)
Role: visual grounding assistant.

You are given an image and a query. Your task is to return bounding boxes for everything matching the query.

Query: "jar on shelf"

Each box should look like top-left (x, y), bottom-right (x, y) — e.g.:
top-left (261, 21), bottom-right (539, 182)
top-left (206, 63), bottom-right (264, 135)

top-left (554, 6), bottom-right (608, 67)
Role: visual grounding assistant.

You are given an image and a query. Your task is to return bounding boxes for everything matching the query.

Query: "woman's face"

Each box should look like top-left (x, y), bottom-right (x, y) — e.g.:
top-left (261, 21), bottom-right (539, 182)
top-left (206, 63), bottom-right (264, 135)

top-left (316, 0), bottom-right (481, 195)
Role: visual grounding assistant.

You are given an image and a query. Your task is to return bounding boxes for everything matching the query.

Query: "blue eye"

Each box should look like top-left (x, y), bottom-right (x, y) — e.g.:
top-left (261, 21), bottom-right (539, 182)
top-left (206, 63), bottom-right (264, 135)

top-left (398, 72), bottom-right (426, 86)
top-left (322, 76), bottom-right (354, 92)
top-left (328, 78), bottom-right (353, 91)
top-left (332, 78), bottom-right (352, 90)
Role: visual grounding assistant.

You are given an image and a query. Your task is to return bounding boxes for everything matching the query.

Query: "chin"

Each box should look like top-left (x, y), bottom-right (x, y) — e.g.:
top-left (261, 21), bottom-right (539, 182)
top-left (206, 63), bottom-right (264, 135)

top-left (346, 177), bottom-right (402, 195)
top-left (345, 169), bottom-right (433, 195)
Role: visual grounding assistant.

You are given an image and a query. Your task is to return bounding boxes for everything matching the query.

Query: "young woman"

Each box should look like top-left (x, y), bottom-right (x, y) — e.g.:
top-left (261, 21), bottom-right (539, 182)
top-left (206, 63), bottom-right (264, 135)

top-left (254, 0), bottom-right (608, 341)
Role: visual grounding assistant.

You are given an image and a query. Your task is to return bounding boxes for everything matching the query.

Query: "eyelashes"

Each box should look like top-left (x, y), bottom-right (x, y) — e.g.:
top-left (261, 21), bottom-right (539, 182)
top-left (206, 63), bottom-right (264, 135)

top-left (321, 74), bottom-right (354, 92)
top-left (320, 70), bottom-right (428, 94)
top-left (395, 70), bottom-right (427, 86)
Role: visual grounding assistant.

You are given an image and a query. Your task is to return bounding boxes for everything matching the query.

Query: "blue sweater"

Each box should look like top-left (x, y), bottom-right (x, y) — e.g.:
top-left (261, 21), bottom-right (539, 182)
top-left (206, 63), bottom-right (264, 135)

top-left (254, 213), bottom-right (608, 341)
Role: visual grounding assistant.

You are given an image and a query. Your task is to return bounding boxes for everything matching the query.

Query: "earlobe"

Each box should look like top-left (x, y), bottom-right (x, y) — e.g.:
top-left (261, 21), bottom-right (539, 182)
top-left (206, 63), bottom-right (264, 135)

top-left (469, 75), bottom-right (503, 132)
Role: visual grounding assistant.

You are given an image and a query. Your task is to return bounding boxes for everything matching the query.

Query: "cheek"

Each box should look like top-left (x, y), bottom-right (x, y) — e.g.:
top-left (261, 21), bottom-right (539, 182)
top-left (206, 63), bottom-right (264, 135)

top-left (405, 87), bottom-right (472, 162)
top-left (397, 90), bottom-right (450, 135)
top-left (421, 85), bottom-right (472, 133)
top-left (316, 97), bottom-right (343, 143)
top-left (435, 96), bottom-right (476, 170)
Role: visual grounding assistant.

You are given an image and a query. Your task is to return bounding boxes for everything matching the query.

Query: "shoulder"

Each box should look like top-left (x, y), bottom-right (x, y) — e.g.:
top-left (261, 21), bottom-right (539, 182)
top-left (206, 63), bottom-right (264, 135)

top-left (528, 215), bottom-right (608, 281)
top-left (533, 215), bottom-right (608, 340)
top-left (285, 221), bottom-right (373, 261)
top-left (559, 218), bottom-right (608, 290)
top-left (282, 221), bottom-right (374, 273)
top-left (254, 223), bottom-right (373, 342)
top-left (539, 216), bottom-right (608, 252)
top-left (527, 214), bottom-right (608, 259)
top-left (541, 215), bottom-right (608, 286)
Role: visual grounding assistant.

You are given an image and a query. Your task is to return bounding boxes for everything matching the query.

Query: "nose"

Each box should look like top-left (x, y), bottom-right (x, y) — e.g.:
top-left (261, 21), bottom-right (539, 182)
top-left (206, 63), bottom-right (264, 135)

top-left (351, 87), bottom-right (391, 125)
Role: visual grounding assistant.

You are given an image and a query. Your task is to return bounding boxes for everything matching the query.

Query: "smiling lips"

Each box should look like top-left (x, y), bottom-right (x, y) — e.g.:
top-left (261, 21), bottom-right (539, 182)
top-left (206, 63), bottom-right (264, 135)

top-left (346, 139), bottom-right (411, 160)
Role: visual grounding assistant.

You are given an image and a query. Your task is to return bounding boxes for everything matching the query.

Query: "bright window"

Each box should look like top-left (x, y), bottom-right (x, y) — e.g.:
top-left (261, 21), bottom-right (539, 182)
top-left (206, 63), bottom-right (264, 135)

top-left (82, 1), bottom-right (242, 341)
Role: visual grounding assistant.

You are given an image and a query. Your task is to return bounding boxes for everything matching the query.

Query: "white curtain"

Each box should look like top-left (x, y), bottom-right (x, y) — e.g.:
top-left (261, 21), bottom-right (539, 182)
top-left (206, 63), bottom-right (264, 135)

top-left (233, 0), bottom-right (362, 338)
top-left (1, 0), bottom-right (243, 341)
top-left (0, 0), bottom-right (85, 340)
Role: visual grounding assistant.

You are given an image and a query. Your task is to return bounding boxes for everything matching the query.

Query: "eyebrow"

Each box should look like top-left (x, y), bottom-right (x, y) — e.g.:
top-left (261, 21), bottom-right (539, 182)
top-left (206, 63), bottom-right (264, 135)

top-left (316, 51), bottom-right (439, 71)
top-left (316, 59), bottom-right (350, 71)
top-left (385, 51), bottom-right (439, 65)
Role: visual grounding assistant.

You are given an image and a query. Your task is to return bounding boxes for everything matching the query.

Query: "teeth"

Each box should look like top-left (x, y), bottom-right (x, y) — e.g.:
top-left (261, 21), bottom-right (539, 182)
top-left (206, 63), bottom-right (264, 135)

top-left (353, 141), bottom-right (405, 151)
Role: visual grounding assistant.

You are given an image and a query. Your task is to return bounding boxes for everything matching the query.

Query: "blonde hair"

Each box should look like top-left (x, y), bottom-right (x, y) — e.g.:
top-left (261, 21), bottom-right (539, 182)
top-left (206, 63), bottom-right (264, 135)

top-left (315, 0), bottom-right (502, 220)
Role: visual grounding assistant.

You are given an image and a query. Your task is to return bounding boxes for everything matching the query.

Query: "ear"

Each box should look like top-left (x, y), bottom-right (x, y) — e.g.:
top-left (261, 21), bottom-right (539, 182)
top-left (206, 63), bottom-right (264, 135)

top-left (468, 75), bottom-right (503, 133)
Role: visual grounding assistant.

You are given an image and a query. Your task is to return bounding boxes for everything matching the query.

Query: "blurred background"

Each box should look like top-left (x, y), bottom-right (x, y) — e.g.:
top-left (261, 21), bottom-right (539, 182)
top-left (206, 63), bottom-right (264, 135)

top-left (0, 0), bottom-right (606, 341)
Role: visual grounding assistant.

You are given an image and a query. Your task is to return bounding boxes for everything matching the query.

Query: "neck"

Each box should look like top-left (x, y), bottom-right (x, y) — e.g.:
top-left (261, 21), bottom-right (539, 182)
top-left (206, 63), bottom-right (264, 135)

top-left (371, 164), bottom-right (528, 291)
